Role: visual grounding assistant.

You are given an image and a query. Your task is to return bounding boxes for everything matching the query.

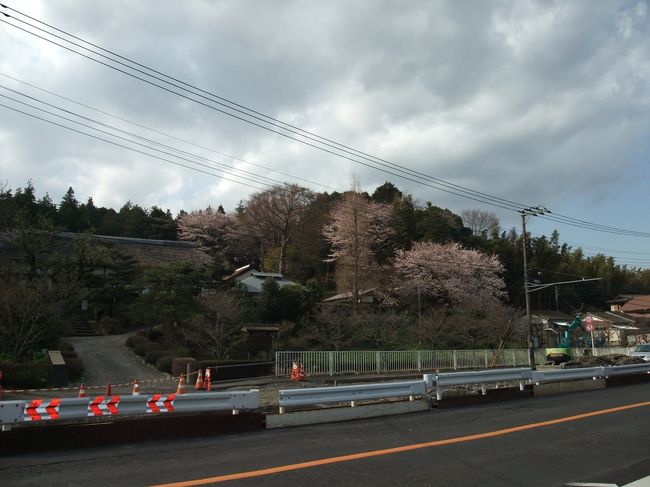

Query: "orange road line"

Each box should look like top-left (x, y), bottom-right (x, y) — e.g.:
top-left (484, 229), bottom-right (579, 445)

top-left (150, 400), bottom-right (650, 487)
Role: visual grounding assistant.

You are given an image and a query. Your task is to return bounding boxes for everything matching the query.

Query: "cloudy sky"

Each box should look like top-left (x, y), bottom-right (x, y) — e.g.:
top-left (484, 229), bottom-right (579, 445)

top-left (1, 1), bottom-right (649, 267)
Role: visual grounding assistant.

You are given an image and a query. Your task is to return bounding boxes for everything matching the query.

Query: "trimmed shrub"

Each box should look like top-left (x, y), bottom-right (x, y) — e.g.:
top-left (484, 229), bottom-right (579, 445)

top-left (98, 317), bottom-right (123, 335)
top-left (171, 357), bottom-right (197, 378)
top-left (125, 335), bottom-right (147, 350)
top-left (0, 361), bottom-right (49, 389)
top-left (155, 355), bottom-right (175, 373)
top-left (144, 342), bottom-right (161, 354)
top-left (65, 357), bottom-right (85, 382)
top-left (147, 328), bottom-right (165, 343)
top-left (145, 349), bottom-right (173, 365)
top-left (133, 341), bottom-right (151, 358)
top-left (61, 350), bottom-right (78, 360)
top-left (136, 329), bottom-right (148, 338)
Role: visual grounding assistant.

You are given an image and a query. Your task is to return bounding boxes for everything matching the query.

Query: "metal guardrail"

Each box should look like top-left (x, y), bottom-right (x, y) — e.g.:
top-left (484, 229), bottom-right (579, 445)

top-left (435, 368), bottom-right (532, 400)
top-left (278, 380), bottom-right (426, 413)
top-left (532, 367), bottom-right (605, 384)
top-left (604, 363), bottom-right (650, 376)
top-left (0, 390), bottom-right (260, 428)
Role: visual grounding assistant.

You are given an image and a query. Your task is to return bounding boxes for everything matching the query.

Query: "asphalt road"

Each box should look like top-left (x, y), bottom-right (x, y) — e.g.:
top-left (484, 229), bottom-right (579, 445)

top-left (67, 334), bottom-right (169, 386)
top-left (1, 383), bottom-right (649, 487)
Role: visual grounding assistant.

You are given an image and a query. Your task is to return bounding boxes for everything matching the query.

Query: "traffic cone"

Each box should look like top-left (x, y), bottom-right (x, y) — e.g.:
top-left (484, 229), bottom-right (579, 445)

top-left (105, 383), bottom-right (112, 396)
top-left (298, 363), bottom-right (305, 381)
top-left (131, 379), bottom-right (140, 396)
top-left (78, 383), bottom-right (87, 398)
top-left (291, 361), bottom-right (299, 381)
top-left (195, 369), bottom-right (205, 390)
top-left (176, 374), bottom-right (187, 395)
top-left (205, 368), bottom-right (212, 392)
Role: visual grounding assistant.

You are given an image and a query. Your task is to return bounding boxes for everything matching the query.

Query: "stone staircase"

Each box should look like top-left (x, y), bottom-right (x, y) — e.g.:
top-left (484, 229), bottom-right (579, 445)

top-left (68, 312), bottom-right (100, 337)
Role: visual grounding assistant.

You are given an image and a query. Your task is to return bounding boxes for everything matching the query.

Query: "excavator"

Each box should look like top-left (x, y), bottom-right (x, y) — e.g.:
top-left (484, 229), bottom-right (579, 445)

top-left (545, 315), bottom-right (590, 364)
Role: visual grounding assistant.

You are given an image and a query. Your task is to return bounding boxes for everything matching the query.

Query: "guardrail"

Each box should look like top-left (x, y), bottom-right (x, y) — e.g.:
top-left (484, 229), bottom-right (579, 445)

top-left (0, 390), bottom-right (260, 429)
top-left (278, 380), bottom-right (426, 413)
top-left (435, 368), bottom-right (532, 400)
top-left (532, 367), bottom-right (604, 384)
top-left (604, 363), bottom-right (650, 376)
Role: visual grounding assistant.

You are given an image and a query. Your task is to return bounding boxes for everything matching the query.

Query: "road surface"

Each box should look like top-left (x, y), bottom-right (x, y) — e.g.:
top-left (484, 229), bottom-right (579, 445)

top-left (1, 382), bottom-right (649, 486)
top-left (67, 334), bottom-right (168, 386)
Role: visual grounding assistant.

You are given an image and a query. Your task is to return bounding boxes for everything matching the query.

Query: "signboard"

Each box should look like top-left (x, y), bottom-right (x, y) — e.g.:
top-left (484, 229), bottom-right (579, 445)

top-left (584, 315), bottom-right (593, 324)
top-left (586, 323), bottom-right (594, 332)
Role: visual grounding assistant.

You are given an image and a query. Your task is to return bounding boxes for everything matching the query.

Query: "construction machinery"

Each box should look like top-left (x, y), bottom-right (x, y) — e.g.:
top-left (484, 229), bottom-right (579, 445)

top-left (545, 315), bottom-right (590, 364)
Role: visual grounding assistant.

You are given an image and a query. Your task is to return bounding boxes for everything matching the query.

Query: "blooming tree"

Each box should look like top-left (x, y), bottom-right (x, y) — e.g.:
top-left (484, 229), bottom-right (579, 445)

top-left (395, 241), bottom-right (506, 309)
top-left (322, 189), bottom-right (392, 310)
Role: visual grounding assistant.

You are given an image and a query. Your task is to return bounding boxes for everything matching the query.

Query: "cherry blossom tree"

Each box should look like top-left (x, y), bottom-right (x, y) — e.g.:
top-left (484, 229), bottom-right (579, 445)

top-left (322, 187), bottom-right (392, 311)
top-left (178, 207), bottom-right (258, 270)
top-left (395, 241), bottom-right (506, 309)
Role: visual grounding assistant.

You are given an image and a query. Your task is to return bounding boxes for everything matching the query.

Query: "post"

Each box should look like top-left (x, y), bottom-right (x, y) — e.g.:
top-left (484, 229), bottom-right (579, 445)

top-left (453, 349), bottom-right (458, 370)
top-left (329, 352), bottom-right (334, 376)
top-left (521, 211), bottom-right (536, 371)
top-left (417, 351), bottom-right (422, 372)
top-left (376, 351), bottom-right (381, 374)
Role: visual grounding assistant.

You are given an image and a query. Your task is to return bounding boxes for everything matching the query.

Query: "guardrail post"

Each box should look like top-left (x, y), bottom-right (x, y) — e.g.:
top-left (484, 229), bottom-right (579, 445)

top-left (453, 350), bottom-right (458, 370)
top-left (376, 351), bottom-right (381, 374)
top-left (480, 384), bottom-right (487, 395)
top-left (329, 352), bottom-right (334, 376)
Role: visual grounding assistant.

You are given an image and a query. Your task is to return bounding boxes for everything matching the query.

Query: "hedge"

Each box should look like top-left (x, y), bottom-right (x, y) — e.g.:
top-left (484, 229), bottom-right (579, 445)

top-left (171, 357), bottom-right (197, 378)
top-left (0, 361), bottom-right (48, 389)
top-left (155, 355), bottom-right (175, 374)
top-left (145, 349), bottom-right (174, 365)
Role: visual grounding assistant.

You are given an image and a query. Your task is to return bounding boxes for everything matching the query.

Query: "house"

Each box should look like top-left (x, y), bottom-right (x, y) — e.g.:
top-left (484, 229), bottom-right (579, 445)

top-left (224, 265), bottom-right (301, 294)
top-left (582, 311), bottom-right (639, 346)
top-left (530, 310), bottom-right (574, 347)
top-left (322, 288), bottom-right (398, 306)
top-left (606, 295), bottom-right (650, 319)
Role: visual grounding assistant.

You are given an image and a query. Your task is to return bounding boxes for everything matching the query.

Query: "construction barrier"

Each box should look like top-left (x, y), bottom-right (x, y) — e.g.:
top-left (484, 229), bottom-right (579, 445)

top-left (0, 389), bottom-right (260, 427)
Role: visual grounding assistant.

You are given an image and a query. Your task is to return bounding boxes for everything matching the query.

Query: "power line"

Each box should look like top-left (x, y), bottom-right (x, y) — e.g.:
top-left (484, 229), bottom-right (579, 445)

top-left (0, 11), bottom-right (527, 213)
top-left (3, 6), bottom-right (650, 238)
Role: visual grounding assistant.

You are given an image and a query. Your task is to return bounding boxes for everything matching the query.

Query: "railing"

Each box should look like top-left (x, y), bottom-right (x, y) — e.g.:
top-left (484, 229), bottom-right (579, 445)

top-left (276, 347), bottom-right (634, 377)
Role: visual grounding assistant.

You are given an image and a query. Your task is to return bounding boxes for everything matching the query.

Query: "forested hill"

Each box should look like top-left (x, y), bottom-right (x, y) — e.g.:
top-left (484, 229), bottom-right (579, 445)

top-left (2, 180), bottom-right (649, 309)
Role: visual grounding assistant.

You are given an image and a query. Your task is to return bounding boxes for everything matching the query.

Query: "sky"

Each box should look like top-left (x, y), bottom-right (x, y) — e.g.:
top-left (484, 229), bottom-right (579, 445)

top-left (0, 0), bottom-right (649, 269)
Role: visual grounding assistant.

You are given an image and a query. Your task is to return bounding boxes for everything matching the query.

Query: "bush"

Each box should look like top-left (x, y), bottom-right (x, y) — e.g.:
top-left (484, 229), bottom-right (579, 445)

top-left (155, 355), bottom-right (176, 373)
top-left (61, 350), bottom-right (78, 360)
top-left (98, 317), bottom-right (123, 335)
top-left (144, 342), bottom-right (161, 354)
top-left (145, 349), bottom-right (173, 365)
top-left (171, 357), bottom-right (196, 378)
top-left (147, 328), bottom-right (165, 343)
top-left (125, 335), bottom-right (147, 350)
top-left (133, 341), bottom-right (151, 358)
top-left (65, 357), bottom-right (85, 382)
top-left (136, 329), bottom-right (148, 338)
top-left (0, 361), bottom-right (48, 389)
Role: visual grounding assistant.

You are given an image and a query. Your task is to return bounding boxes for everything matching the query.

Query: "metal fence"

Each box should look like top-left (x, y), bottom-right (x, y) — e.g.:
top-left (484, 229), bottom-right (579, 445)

top-left (276, 347), bottom-right (634, 377)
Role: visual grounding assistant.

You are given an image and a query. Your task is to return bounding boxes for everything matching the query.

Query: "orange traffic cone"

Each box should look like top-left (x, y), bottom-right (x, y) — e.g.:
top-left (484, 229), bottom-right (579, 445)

top-left (298, 363), bottom-right (305, 381)
top-left (205, 368), bottom-right (212, 392)
top-left (291, 361), bottom-right (299, 381)
top-left (195, 369), bottom-right (205, 390)
top-left (176, 374), bottom-right (187, 395)
top-left (105, 383), bottom-right (112, 396)
top-left (132, 379), bottom-right (140, 396)
top-left (78, 383), bottom-right (87, 398)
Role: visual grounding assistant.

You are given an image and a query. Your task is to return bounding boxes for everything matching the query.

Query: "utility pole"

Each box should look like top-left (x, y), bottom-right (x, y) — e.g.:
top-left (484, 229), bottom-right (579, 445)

top-left (520, 206), bottom-right (547, 370)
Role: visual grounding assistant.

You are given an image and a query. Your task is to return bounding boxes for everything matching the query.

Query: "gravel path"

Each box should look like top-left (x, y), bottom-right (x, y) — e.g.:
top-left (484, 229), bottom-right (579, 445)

top-left (67, 334), bottom-right (169, 387)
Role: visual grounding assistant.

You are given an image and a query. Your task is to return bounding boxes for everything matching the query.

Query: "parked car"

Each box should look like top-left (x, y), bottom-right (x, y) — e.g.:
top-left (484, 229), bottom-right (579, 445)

top-left (630, 344), bottom-right (650, 362)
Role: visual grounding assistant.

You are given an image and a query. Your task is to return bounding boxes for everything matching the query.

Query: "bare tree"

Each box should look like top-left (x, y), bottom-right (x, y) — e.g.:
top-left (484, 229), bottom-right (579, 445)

top-left (322, 186), bottom-right (392, 312)
top-left (184, 291), bottom-right (244, 360)
top-left (461, 209), bottom-right (500, 238)
top-left (243, 184), bottom-right (314, 274)
top-left (395, 241), bottom-right (506, 310)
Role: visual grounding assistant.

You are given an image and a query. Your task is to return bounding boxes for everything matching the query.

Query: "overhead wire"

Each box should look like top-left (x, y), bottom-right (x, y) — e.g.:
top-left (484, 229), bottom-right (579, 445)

top-left (3, 5), bottom-right (650, 237)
